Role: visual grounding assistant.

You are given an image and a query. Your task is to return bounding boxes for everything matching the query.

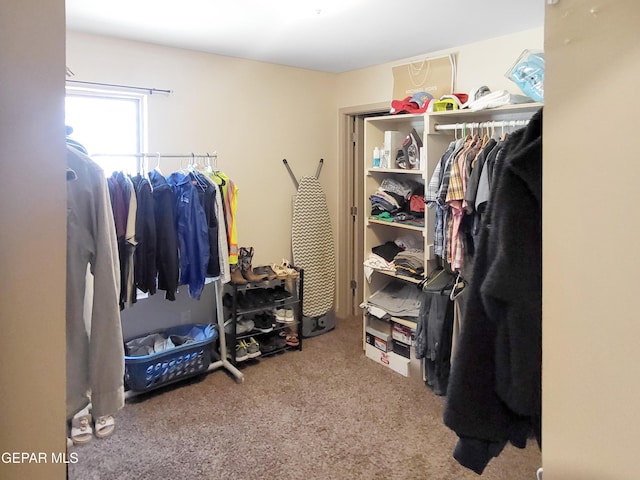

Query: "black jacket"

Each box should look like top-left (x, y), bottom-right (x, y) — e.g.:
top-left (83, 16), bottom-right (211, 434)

top-left (131, 174), bottom-right (157, 295)
top-left (443, 109), bottom-right (542, 474)
top-left (149, 170), bottom-right (179, 301)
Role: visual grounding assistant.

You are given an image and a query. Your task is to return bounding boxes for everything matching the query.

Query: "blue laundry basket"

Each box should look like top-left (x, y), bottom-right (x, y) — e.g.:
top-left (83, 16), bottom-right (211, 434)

top-left (124, 323), bottom-right (217, 393)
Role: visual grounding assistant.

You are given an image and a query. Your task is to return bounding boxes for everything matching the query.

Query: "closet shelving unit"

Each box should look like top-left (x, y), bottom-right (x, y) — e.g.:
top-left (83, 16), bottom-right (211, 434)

top-left (362, 113), bottom-right (428, 358)
top-left (361, 103), bottom-right (543, 374)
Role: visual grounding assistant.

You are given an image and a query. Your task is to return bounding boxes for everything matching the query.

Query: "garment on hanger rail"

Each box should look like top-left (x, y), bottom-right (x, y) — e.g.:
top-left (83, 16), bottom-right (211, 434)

top-left (149, 170), bottom-right (180, 301)
top-left (199, 172), bottom-right (230, 283)
top-left (188, 170), bottom-right (221, 278)
top-left (107, 172), bottom-right (137, 309)
top-left (208, 171), bottom-right (238, 266)
top-left (167, 171), bottom-right (210, 300)
top-left (443, 108), bottom-right (543, 475)
top-left (130, 173), bottom-right (157, 295)
top-left (66, 144), bottom-right (124, 420)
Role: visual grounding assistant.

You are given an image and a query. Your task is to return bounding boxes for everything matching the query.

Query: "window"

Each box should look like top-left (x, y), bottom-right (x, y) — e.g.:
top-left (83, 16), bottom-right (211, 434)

top-left (65, 88), bottom-right (147, 174)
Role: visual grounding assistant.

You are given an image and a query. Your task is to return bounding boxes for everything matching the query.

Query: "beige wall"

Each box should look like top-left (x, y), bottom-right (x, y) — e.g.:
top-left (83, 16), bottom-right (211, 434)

top-left (67, 31), bottom-right (338, 268)
top-left (67, 28), bottom-right (543, 273)
top-left (543, 1), bottom-right (640, 479)
top-left (335, 27), bottom-right (544, 109)
top-left (0, 1), bottom-right (67, 479)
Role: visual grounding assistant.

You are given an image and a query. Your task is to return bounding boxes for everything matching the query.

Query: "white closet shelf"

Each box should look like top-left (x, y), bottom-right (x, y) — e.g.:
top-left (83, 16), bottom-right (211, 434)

top-left (390, 316), bottom-right (417, 328)
top-left (429, 102), bottom-right (543, 117)
top-left (374, 268), bottom-right (423, 284)
top-left (367, 218), bottom-right (424, 232)
top-left (367, 167), bottom-right (423, 175)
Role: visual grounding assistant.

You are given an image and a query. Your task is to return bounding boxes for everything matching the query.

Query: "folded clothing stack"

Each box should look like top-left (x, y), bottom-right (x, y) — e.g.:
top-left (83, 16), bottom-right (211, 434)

top-left (394, 248), bottom-right (425, 279)
top-left (370, 178), bottom-right (424, 225)
top-left (370, 240), bottom-right (424, 279)
top-left (365, 281), bottom-right (421, 319)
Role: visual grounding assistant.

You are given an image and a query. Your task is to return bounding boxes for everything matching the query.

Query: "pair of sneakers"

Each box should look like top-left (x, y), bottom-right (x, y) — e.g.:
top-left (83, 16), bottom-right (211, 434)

top-left (233, 337), bottom-right (261, 362)
top-left (274, 307), bottom-right (294, 324)
top-left (224, 317), bottom-right (254, 336)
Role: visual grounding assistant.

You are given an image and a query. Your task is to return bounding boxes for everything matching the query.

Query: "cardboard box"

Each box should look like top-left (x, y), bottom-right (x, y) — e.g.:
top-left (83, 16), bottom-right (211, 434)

top-left (388, 351), bottom-right (411, 377)
top-left (365, 325), bottom-right (392, 352)
top-left (392, 340), bottom-right (411, 359)
top-left (367, 316), bottom-right (391, 335)
top-left (365, 344), bottom-right (421, 379)
top-left (383, 130), bottom-right (406, 168)
top-left (365, 343), bottom-right (391, 367)
top-left (391, 323), bottom-right (413, 346)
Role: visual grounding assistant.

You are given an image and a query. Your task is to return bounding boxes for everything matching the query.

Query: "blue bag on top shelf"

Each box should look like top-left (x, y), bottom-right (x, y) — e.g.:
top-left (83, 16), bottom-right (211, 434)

top-left (506, 49), bottom-right (545, 103)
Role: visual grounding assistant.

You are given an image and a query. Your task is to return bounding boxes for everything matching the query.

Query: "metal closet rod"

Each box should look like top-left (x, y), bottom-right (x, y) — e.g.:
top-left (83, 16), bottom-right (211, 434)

top-left (434, 119), bottom-right (530, 131)
top-left (66, 79), bottom-right (172, 95)
top-left (91, 152), bottom-right (216, 158)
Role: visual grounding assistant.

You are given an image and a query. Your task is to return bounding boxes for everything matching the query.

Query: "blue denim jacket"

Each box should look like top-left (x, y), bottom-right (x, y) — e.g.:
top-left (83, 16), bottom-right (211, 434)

top-left (166, 172), bottom-right (210, 300)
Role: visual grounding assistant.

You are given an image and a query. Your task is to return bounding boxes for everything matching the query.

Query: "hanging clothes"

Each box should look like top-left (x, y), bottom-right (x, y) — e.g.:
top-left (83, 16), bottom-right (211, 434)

top-left (212, 171), bottom-right (239, 266)
top-left (130, 173), bottom-right (157, 295)
top-left (443, 108), bottom-right (543, 475)
top-left (415, 289), bottom-right (454, 396)
top-left (188, 170), bottom-right (221, 278)
top-left (107, 171), bottom-right (137, 309)
top-left (201, 171), bottom-right (231, 284)
top-left (66, 144), bottom-right (124, 420)
top-left (149, 170), bottom-right (180, 301)
top-left (166, 171), bottom-right (210, 300)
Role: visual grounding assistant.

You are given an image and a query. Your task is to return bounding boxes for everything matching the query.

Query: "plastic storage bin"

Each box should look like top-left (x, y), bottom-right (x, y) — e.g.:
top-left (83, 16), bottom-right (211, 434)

top-left (124, 323), bottom-right (217, 392)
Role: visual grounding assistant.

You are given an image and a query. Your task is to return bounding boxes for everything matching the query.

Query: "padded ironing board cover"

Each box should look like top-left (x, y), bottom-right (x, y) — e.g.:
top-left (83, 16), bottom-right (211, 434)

top-left (292, 176), bottom-right (336, 317)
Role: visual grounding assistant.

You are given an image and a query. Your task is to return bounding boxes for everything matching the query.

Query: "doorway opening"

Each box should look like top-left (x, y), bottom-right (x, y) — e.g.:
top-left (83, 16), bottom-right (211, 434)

top-left (336, 103), bottom-right (388, 320)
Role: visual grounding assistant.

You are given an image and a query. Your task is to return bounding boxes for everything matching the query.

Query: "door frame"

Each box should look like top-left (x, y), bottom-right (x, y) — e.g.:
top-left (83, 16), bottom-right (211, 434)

top-left (335, 102), bottom-right (389, 319)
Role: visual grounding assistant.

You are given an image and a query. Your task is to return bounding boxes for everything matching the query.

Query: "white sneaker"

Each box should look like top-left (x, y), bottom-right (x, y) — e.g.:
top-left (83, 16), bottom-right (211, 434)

top-left (284, 309), bottom-right (295, 323)
top-left (274, 308), bottom-right (287, 323)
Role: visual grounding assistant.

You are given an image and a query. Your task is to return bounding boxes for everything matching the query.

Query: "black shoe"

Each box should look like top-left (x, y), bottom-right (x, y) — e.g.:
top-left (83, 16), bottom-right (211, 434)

top-left (253, 312), bottom-right (275, 333)
top-left (272, 285), bottom-right (291, 301)
top-left (222, 293), bottom-right (233, 309)
top-left (259, 335), bottom-right (277, 354)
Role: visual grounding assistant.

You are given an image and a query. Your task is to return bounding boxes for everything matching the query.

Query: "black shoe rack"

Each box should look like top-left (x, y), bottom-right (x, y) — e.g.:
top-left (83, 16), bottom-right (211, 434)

top-left (222, 268), bottom-right (304, 367)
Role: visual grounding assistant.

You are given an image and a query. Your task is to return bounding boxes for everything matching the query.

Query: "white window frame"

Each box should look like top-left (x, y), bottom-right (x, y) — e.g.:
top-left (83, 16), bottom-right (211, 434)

top-left (65, 86), bottom-right (148, 174)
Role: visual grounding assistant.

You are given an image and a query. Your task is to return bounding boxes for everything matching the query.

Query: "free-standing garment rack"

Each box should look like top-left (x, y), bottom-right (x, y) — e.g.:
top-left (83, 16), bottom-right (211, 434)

top-left (95, 151), bottom-right (245, 395)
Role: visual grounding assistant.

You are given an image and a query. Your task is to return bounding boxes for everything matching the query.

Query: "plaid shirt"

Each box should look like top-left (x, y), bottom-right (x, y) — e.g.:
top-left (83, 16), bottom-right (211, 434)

top-left (429, 142), bottom-right (459, 257)
top-left (448, 139), bottom-right (482, 270)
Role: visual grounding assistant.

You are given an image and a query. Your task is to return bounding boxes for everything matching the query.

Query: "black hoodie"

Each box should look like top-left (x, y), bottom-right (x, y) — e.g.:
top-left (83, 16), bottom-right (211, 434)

top-left (443, 108), bottom-right (543, 474)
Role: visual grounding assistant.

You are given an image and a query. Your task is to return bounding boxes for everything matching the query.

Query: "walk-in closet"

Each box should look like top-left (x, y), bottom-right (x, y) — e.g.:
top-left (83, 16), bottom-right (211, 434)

top-left (3, 1), bottom-right (640, 479)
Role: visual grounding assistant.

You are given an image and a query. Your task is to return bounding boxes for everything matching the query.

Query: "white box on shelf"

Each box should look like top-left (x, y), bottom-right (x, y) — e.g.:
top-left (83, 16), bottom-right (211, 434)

top-left (383, 130), bottom-right (406, 169)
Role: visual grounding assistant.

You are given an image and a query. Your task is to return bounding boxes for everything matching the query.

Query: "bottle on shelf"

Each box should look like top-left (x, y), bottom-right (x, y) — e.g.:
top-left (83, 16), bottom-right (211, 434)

top-left (372, 147), bottom-right (381, 168)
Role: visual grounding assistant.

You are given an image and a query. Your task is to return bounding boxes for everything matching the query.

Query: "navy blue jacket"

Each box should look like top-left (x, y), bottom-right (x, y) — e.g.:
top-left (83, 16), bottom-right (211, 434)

top-left (166, 171), bottom-right (210, 300)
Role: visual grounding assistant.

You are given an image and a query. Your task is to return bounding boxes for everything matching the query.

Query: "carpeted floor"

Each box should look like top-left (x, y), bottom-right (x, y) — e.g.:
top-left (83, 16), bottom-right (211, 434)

top-left (68, 317), bottom-right (541, 480)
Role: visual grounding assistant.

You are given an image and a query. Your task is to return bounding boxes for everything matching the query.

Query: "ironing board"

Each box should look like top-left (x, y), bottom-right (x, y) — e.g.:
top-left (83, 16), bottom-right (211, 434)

top-left (291, 174), bottom-right (336, 318)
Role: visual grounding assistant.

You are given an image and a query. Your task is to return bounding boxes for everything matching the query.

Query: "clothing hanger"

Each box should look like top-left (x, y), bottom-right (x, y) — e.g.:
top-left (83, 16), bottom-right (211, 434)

top-left (212, 151), bottom-right (219, 172)
top-left (480, 122), bottom-right (490, 147)
top-left (500, 122), bottom-right (508, 141)
top-left (449, 272), bottom-right (467, 301)
top-left (153, 152), bottom-right (162, 174)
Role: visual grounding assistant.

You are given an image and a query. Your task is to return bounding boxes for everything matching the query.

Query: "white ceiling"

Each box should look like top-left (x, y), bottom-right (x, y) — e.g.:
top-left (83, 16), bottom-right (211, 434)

top-left (66, 0), bottom-right (545, 73)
